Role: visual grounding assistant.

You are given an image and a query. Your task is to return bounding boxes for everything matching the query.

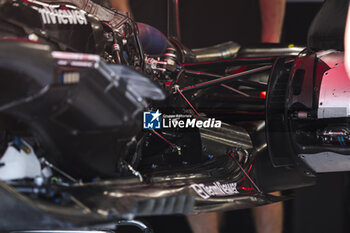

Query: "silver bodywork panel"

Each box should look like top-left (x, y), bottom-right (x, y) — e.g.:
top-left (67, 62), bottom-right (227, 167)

top-left (317, 51), bottom-right (350, 119)
top-left (299, 152), bottom-right (350, 173)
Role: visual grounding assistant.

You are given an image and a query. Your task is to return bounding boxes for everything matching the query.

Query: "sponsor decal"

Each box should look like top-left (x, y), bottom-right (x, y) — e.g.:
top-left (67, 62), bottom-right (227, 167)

top-left (143, 110), bottom-right (222, 129)
top-left (190, 182), bottom-right (239, 199)
top-left (38, 6), bottom-right (87, 25)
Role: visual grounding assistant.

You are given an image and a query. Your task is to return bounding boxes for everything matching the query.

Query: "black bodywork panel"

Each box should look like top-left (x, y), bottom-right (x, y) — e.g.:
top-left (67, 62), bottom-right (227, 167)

top-left (0, 155), bottom-right (289, 231)
top-left (0, 40), bottom-right (164, 179)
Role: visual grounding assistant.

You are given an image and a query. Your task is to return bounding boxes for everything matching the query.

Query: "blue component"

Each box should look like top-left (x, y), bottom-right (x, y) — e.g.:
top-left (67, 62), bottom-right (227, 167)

top-left (208, 155), bottom-right (214, 159)
top-left (338, 136), bottom-right (344, 145)
top-left (137, 23), bottom-right (168, 55)
top-left (341, 136), bottom-right (346, 145)
top-left (123, 51), bottom-right (129, 60)
top-left (181, 161), bottom-right (188, 165)
top-left (60, 73), bottom-right (65, 84)
top-left (54, 198), bottom-right (60, 204)
top-left (12, 137), bottom-right (24, 150)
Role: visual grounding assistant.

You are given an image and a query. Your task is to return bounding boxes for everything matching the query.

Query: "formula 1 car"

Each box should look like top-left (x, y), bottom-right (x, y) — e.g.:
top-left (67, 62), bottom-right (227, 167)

top-left (0, 0), bottom-right (349, 232)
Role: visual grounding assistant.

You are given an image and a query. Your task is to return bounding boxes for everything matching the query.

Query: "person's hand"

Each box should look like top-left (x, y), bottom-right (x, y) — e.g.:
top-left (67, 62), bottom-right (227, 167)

top-left (259, 0), bottom-right (286, 43)
top-left (345, 6), bottom-right (350, 79)
top-left (110, 0), bottom-right (133, 18)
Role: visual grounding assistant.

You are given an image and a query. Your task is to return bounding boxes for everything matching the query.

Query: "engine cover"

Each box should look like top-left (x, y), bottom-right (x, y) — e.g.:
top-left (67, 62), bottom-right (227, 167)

top-left (0, 0), bottom-right (106, 54)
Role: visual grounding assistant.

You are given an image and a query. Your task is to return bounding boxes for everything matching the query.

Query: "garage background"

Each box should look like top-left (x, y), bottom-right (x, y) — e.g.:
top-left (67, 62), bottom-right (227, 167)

top-left (127, 1), bottom-right (350, 233)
